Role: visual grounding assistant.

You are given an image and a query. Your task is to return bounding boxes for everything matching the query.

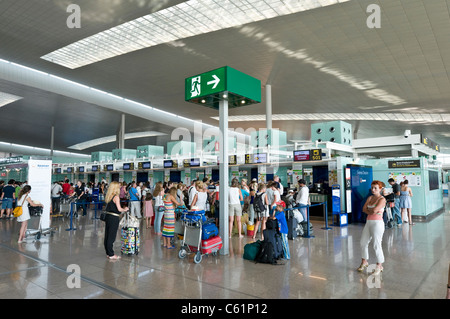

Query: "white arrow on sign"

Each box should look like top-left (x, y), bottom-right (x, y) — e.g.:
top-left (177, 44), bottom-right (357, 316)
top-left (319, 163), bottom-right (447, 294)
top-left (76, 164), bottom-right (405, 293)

top-left (207, 74), bottom-right (220, 89)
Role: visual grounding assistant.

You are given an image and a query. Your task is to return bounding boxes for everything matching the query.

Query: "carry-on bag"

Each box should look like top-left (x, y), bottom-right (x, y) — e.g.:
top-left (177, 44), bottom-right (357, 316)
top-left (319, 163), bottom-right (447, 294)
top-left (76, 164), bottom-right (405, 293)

top-left (300, 221), bottom-right (313, 237)
top-left (287, 211), bottom-right (299, 240)
top-left (202, 222), bottom-right (219, 240)
top-left (181, 210), bottom-right (207, 223)
top-left (121, 227), bottom-right (140, 255)
top-left (243, 240), bottom-right (262, 261)
top-left (120, 212), bottom-right (140, 255)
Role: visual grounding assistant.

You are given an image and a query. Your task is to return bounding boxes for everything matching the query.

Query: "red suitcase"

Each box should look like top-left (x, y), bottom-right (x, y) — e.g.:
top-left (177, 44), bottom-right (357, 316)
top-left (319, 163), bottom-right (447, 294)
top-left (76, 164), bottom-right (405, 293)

top-left (189, 235), bottom-right (223, 255)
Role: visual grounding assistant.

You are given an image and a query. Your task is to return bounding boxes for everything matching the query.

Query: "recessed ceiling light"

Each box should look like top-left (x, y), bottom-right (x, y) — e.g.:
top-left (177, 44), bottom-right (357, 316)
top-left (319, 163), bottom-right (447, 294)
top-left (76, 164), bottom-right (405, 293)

top-left (41, 0), bottom-right (350, 69)
top-left (0, 92), bottom-right (23, 108)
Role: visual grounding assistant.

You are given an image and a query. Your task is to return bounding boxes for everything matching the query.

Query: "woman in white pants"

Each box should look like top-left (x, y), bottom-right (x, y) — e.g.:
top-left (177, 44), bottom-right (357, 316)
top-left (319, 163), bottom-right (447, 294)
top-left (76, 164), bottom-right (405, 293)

top-left (358, 180), bottom-right (386, 275)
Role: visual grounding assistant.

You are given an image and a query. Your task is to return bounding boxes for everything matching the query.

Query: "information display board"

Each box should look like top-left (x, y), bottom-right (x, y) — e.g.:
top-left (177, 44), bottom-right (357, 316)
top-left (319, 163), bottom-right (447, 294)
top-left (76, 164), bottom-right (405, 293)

top-left (123, 163), bottom-right (134, 170)
top-left (253, 153), bottom-right (267, 164)
top-left (138, 162), bottom-right (151, 170)
top-left (164, 160), bottom-right (178, 169)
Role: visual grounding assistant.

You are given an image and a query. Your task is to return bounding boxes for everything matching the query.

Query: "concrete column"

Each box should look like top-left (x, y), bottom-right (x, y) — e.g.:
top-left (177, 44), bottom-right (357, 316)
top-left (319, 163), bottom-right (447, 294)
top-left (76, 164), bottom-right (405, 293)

top-left (219, 93), bottom-right (229, 255)
top-left (118, 114), bottom-right (125, 149)
top-left (50, 126), bottom-right (54, 157)
top-left (266, 84), bottom-right (272, 130)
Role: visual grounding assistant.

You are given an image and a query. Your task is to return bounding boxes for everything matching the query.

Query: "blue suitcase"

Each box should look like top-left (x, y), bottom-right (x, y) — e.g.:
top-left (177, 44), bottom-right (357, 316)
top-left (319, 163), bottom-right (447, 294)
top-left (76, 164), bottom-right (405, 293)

top-left (202, 222), bottom-right (219, 240)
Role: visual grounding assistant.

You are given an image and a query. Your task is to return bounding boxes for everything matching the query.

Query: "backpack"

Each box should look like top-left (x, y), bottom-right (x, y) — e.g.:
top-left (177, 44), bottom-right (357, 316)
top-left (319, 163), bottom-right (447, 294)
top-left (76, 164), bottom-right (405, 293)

top-left (253, 192), bottom-right (265, 213)
top-left (263, 228), bottom-right (283, 260)
top-left (254, 240), bottom-right (277, 264)
top-left (266, 218), bottom-right (279, 231)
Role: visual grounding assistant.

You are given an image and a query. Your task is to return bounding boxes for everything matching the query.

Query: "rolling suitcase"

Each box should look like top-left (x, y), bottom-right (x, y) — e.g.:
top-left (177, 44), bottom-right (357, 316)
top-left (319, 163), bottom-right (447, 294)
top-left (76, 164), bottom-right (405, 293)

top-left (262, 228), bottom-right (283, 260)
top-left (201, 235), bottom-right (222, 255)
top-left (287, 211), bottom-right (299, 240)
top-left (189, 235), bottom-right (223, 255)
top-left (121, 227), bottom-right (140, 255)
top-left (202, 222), bottom-right (219, 240)
top-left (300, 221), bottom-right (313, 237)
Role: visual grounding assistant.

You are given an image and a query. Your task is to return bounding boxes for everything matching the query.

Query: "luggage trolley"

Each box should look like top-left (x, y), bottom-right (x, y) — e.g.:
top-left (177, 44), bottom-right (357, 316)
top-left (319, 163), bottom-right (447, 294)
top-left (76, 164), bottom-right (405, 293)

top-left (178, 210), bottom-right (222, 264)
top-left (25, 208), bottom-right (55, 241)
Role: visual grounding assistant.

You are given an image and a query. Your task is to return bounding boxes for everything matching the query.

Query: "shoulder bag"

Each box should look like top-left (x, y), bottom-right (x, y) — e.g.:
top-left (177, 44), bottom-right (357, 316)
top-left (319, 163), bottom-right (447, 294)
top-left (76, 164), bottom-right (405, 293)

top-left (13, 195), bottom-right (28, 218)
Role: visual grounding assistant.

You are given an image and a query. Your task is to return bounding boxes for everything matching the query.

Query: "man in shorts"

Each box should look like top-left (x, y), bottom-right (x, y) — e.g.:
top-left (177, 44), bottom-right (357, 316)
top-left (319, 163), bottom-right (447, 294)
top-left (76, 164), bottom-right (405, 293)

top-left (1, 180), bottom-right (16, 218)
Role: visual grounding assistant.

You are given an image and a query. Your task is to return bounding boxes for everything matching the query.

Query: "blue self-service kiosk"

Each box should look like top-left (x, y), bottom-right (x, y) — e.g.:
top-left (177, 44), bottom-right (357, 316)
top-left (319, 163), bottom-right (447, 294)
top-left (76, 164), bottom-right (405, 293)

top-left (345, 164), bottom-right (373, 223)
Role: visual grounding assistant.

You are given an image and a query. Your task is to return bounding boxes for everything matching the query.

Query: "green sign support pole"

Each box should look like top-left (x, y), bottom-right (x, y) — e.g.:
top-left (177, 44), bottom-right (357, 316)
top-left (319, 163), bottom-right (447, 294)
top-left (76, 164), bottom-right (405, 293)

top-left (219, 92), bottom-right (229, 255)
top-left (185, 66), bottom-right (261, 256)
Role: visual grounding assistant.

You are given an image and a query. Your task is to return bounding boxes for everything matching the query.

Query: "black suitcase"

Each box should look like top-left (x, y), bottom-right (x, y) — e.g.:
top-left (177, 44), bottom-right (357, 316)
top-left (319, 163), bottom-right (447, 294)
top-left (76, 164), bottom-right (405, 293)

top-left (286, 211), bottom-right (299, 240)
top-left (263, 228), bottom-right (283, 260)
top-left (300, 221), bottom-right (313, 237)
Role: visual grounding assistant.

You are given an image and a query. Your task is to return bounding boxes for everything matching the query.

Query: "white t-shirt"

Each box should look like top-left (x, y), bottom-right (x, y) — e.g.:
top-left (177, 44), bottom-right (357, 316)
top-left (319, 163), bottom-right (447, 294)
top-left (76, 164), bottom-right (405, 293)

top-left (296, 186), bottom-right (309, 205)
top-left (189, 187), bottom-right (198, 206)
top-left (228, 187), bottom-right (241, 205)
top-left (195, 191), bottom-right (208, 211)
top-left (266, 188), bottom-right (274, 206)
top-left (51, 183), bottom-right (63, 198)
top-left (272, 189), bottom-right (281, 205)
top-left (154, 193), bottom-right (163, 207)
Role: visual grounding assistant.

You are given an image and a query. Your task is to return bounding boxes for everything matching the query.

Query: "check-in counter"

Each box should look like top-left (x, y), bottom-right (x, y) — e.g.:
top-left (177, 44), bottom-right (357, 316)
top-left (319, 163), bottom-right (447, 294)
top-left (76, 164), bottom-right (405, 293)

top-left (308, 193), bottom-right (329, 218)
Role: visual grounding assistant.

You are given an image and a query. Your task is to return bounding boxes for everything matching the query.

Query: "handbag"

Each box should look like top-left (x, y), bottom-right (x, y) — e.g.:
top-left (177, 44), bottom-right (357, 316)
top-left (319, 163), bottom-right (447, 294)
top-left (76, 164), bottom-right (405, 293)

top-left (100, 211), bottom-right (107, 221)
top-left (13, 195), bottom-right (28, 218)
top-left (120, 212), bottom-right (140, 228)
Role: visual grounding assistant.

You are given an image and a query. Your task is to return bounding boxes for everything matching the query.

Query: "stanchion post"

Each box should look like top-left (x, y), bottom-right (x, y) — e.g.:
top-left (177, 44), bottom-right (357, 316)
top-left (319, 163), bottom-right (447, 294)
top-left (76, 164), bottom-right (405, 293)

top-left (92, 201), bottom-right (99, 220)
top-left (65, 202), bottom-right (77, 231)
top-left (304, 204), bottom-right (315, 238)
top-left (321, 201), bottom-right (332, 230)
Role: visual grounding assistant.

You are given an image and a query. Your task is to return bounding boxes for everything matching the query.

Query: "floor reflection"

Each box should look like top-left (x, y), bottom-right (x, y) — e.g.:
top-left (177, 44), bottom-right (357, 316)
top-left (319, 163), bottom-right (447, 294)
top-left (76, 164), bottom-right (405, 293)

top-left (0, 199), bottom-right (448, 299)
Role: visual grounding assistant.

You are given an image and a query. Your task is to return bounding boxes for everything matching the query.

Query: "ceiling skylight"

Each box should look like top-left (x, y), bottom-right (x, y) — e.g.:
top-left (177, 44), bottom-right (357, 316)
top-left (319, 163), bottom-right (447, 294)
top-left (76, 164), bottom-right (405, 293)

top-left (68, 131), bottom-right (167, 151)
top-left (0, 92), bottom-right (23, 108)
top-left (212, 113), bottom-right (450, 123)
top-left (41, 0), bottom-right (350, 69)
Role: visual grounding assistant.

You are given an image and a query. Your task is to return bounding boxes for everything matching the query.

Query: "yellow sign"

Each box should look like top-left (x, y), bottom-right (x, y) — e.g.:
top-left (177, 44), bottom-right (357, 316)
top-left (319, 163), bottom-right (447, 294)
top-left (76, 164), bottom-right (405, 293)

top-left (311, 149), bottom-right (322, 161)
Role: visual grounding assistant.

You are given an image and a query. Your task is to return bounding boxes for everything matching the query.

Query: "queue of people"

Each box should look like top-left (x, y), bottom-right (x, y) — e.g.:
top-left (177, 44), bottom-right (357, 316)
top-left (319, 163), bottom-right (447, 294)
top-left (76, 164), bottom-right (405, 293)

top-left (1, 174), bottom-right (416, 279)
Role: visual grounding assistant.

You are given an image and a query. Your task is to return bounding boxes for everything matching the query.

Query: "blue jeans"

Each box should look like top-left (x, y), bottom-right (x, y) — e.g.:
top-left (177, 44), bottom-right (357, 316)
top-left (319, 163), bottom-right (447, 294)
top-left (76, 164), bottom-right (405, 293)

top-left (1, 198), bottom-right (13, 210)
top-left (154, 206), bottom-right (164, 234)
top-left (391, 198), bottom-right (402, 225)
top-left (76, 199), bottom-right (87, 215)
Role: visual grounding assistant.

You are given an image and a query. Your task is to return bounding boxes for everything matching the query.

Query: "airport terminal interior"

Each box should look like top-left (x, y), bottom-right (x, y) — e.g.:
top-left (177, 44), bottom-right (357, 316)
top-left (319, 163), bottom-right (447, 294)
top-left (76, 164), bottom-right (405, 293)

top-left (1, 0), bottom-right (450, 301)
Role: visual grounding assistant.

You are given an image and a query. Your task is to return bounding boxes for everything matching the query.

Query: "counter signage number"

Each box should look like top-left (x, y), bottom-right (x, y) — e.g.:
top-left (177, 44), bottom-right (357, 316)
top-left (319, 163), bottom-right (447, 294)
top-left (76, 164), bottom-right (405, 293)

top-left (311, 149), bottom-right (322, 161)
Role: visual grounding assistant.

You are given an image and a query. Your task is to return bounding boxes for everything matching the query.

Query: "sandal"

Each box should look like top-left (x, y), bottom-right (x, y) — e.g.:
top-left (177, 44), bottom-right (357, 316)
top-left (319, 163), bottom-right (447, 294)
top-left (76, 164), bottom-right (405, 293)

top-left (357, 262), bottom-right (369, 272)
top-left (167, 246), bottom-right (176, 249)
top-left (372, 265), bottom-right (383, 275)
top-left (107, 255), bottom-right (121, 260)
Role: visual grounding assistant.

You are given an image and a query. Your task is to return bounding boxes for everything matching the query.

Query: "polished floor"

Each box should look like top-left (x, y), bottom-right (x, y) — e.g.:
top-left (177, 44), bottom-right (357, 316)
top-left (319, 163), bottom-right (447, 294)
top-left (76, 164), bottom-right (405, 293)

top-left (0, 199), bottom-right (449, 300)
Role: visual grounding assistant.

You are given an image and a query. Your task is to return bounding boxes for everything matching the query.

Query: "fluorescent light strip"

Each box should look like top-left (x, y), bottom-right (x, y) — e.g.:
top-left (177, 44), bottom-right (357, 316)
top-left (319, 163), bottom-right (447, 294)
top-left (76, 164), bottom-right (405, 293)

top-left (41, 0), bottom-right (350, 69)
top-left (0, 92), bottom-right (23, 108)
top-left (213, 113), bottom-right (450, 122)
top-left (0, 141), bottom-right (90, 158)
top-left (0, 58), bottom-right (250, 142)
top-left (68, 131), bottom-right (167, 150)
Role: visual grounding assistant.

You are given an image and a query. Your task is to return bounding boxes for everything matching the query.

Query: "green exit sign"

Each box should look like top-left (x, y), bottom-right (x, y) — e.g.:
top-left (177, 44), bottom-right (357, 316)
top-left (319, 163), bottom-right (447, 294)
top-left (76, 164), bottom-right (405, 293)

top-left (185, 66), bottom-right (261, 109)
